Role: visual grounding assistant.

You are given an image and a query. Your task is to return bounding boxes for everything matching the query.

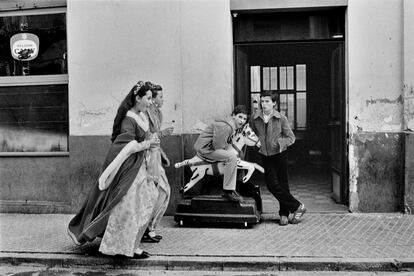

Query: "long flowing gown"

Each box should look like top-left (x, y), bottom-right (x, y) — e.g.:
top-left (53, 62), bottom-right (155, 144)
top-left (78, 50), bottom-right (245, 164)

top-left (68, 110), bottom-right (158, 257)
top-left (146, 104), bottom-right (171, 233)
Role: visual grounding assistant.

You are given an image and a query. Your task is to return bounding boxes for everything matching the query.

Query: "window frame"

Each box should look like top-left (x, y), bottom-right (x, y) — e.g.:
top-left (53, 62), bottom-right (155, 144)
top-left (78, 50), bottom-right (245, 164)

top-left (0, 6), bottom-right (68, 157)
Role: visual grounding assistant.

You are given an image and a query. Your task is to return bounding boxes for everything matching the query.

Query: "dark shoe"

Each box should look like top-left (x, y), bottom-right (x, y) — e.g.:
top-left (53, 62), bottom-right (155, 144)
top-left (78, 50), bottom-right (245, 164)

top-left (133, 251), bottom-right (151, 259)
top-left (279, 216), bottom-right (289, 226)
top-left (152, 234), bottom-right (162, 240)
top-left (222, 190), bottom-right (243, 202)
top-left (141, 235), bottom-right (160, 243)
top-left (290, 203), bottom-right (307, 224)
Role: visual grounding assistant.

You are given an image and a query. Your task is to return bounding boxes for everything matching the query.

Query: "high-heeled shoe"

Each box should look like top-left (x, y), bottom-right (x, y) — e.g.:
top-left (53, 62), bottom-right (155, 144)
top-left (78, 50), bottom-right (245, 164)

top-left (133, 251), bottom-right (151, 259)
top-left (141, 235), bottom-right (160, 243)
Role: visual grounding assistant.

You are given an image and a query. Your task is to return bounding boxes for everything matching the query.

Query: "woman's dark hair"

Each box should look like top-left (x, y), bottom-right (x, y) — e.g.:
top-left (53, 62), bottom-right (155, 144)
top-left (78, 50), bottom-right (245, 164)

top-left (148, 82), bottom-right (162, 99)
top-left (110, 81), bottom-right (151, 142)
top-left (232, 105), bottom-right (248, 116)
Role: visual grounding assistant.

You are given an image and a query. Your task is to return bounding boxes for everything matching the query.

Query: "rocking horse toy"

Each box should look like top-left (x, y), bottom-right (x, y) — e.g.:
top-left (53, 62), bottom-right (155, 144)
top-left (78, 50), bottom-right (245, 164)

top-left (174, 123), bottom-right (265, 227)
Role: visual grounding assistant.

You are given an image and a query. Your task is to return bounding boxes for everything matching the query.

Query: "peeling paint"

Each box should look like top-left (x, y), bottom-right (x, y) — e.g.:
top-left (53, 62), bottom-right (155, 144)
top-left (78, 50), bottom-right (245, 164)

top-left (365, 95), bottom-right (403, 106)
top-left (348, 144), bottom-right (359, 212)
top-left (77, 105), bottom-right (115, 134)
top-left (356, 96), bottom-right (403, 132)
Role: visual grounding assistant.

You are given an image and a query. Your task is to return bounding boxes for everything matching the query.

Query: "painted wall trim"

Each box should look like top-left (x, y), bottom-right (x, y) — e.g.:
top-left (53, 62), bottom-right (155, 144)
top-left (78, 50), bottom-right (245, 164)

top-left (230, 0), bottom-right (347, 11)
top-left (0, 200), bottom-right (70, 207)
top-left (0, 0), bottom-right (66, 11)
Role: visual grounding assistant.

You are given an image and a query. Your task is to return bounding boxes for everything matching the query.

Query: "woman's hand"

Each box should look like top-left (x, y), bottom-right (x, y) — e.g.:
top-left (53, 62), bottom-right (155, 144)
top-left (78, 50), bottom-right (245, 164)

top-left (148, 133), bottom-right (160, 148)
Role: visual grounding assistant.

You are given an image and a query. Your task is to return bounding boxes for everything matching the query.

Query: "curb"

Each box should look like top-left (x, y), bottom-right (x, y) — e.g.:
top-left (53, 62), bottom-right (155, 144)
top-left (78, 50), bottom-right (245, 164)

top-left (1, 253), bottom-right (414, 272)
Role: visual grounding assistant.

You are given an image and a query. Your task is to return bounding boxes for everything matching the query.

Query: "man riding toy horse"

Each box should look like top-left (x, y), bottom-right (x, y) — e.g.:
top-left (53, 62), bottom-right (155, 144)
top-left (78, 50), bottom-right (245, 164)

top-left (175, 105), bottom-right (264, 201)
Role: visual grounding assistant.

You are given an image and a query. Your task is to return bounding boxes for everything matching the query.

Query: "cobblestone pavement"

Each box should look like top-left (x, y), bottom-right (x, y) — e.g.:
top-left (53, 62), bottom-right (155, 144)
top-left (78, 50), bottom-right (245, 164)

top-left (1, 213), bottom-right (413, 259)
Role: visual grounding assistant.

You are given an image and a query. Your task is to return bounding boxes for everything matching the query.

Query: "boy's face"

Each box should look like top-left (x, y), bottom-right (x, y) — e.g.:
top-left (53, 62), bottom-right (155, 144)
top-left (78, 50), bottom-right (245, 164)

top-left (232, 113), bottom-right (248, 129)
top-left (260, 96), bottom-right (276, 113)
top-left (153, 90), bottom-right (164, 107)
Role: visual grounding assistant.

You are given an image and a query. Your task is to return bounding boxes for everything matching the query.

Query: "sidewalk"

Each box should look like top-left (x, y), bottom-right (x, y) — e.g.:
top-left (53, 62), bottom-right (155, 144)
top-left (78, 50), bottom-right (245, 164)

top-left (1, 213), bottom-right (414, 272)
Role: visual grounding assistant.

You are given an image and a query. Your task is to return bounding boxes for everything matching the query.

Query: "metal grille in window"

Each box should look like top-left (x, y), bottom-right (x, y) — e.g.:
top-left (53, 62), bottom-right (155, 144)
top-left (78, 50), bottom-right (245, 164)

top-left (249, 64), bottom-right (307, 130)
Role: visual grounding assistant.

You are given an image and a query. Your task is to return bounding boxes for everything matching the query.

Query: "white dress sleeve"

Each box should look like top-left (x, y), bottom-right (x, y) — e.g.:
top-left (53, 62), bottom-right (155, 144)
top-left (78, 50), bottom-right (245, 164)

top-left (98, 140), bottom-right (150, 191)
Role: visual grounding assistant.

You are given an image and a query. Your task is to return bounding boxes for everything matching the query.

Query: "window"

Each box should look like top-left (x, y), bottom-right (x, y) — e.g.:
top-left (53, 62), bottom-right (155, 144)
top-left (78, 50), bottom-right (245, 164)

top-left (0, 7), bottom-right (68, 153)
top-left (249, 64), bottom-right (307, 130)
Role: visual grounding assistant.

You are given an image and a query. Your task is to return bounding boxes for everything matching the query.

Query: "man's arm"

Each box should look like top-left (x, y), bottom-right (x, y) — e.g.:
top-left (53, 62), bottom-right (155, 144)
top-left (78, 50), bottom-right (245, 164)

top-left (212, 122), bottom-right (233, 150)
top-left (277, 117), bottom-right (295, 152)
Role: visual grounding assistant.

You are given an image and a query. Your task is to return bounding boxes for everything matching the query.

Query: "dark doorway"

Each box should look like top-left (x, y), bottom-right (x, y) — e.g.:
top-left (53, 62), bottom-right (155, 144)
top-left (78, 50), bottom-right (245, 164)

top-left (233, 10), bottom-right (347, 214)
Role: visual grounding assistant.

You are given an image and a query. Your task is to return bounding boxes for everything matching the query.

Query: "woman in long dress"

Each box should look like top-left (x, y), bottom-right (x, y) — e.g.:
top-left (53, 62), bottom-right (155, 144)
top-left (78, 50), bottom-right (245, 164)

top-left (143, 83), bottom-right (172, 242)
top-left (67, 81), bottom-right (159, 259)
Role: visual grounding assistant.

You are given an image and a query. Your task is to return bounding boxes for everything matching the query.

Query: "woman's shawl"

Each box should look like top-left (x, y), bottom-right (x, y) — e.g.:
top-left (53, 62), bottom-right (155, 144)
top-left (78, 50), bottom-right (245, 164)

top-left (68, 111), bottom-right (149, 243)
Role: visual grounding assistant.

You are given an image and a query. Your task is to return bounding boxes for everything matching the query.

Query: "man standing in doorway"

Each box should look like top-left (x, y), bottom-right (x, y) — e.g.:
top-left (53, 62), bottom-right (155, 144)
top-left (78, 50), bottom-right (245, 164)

top-left (250, 91), bottom-right (306, 225)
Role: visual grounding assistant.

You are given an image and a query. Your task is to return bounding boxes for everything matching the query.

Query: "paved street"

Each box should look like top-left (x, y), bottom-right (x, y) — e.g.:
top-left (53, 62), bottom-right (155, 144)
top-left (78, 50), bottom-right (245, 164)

top-left (1, 213), bottom-right (414, 273)
top-left (1, 265), bottom-right (413, 276)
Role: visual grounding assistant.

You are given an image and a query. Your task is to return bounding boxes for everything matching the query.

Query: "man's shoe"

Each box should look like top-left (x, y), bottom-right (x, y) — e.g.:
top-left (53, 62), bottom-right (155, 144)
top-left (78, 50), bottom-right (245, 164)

top-left (279, 216), bottom-right (289, 226)
top-left (290, 203), bottom-right (306, 224)
top-left (222, 190), bottom-right (242, 202)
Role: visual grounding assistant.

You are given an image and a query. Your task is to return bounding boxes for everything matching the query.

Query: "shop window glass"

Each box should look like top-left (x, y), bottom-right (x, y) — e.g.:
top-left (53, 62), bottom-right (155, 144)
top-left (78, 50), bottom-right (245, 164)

top-left (0, 9), bottom-right (68, 153)
top-left (0, 84), bottom-right (68, 152)
top-left (0, 13), bottom-right (67, 76)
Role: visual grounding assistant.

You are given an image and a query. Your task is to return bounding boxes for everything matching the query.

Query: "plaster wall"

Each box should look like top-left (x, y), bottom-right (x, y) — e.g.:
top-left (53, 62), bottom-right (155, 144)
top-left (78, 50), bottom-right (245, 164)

top-left (67, 0), bottom-right (233, 136)
top-left (403, 0), bottom-right (414, 213)
top-left (348, 0), bottom-right (404, 212)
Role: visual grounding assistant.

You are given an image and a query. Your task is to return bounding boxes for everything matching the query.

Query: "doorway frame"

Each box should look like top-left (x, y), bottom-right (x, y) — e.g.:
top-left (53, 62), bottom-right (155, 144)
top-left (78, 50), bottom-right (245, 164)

top-left (231, 6), bottom-right (349, 206)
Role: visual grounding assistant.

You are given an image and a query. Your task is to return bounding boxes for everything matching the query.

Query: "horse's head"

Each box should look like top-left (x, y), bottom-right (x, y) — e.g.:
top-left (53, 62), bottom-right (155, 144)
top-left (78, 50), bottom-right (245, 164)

top-left (233, 123), bottom-right (260, 148)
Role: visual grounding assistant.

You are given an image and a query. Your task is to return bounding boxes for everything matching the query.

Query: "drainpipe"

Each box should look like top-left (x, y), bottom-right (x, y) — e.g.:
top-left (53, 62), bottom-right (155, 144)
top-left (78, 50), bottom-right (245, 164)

top-left (403, 0), bottom-right (414, 214)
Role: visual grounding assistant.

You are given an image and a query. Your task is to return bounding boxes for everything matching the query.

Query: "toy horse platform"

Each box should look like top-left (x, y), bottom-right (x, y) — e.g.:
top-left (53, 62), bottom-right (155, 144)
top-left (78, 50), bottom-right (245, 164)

top-left (174, 181), bottom-right (262, 228)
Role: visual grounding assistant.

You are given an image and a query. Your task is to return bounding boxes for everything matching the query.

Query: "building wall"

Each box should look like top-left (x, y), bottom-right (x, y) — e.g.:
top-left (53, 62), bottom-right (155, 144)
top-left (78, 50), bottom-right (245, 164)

top-left (403, 0), bottom-right (414, 214)
top-left (2, 0), bottom-right (410, 214)
top-left (67, 0), bottom-right (234, 214)
top-left (347, 0), bottom-right (405, 212)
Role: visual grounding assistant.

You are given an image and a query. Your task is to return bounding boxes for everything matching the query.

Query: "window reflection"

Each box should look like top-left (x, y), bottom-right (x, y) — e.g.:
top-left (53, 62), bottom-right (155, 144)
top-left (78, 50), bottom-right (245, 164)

top-left (0, 13), bottom-right (67, 76)
top-left (0, 84), bottom-right (68, 152)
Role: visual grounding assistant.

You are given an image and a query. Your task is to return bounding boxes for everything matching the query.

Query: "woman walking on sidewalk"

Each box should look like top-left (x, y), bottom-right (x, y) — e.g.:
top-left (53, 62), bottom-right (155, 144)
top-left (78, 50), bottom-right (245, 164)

top-left (143, 83), bottom-right (173, 243)
top-left (67, 81), bottom-right (159, 259)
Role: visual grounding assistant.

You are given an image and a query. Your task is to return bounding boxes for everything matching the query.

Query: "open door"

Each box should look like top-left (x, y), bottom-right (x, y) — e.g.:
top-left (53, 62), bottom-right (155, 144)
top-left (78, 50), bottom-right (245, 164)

top-left (329, 45), bottom-right (347, 203)
top-left (234, 41), bottom-right (348, 209)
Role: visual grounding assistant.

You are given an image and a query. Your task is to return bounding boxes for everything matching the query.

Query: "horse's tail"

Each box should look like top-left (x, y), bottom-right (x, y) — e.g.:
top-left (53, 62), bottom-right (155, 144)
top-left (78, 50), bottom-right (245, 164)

top-left (253, 163), bottom-right (265, 173)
